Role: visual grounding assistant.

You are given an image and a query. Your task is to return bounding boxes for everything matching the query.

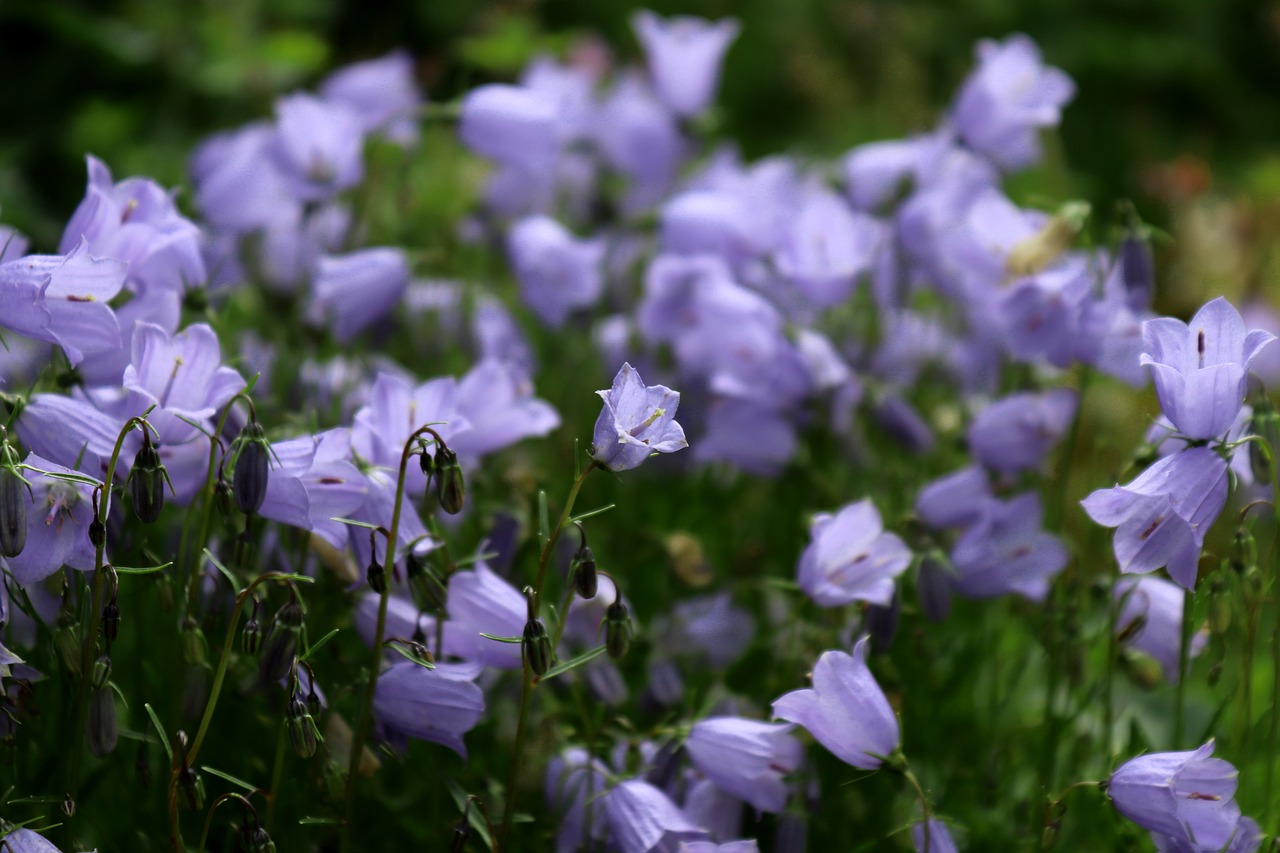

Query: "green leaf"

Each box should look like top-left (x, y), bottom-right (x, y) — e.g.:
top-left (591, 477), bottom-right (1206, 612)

top-left (569, 504), bottom-right (616, 525)
top-left (18, 467), bottom-right (101, 487)
top-left (203, 549), bottom-right (240, 594)
top-left (479, 633), bottom-right (523, 644)
top-left (201, 765), bottom-right (259, 793)
top-left (330, 517), bottom-right (383, 530)
top-left (144, 703), bottom-right (172, 764)
top-left (443, 778), bottom-right (494, 850)
top-left (540, 645), bottom-right (607, 681)
top-left (453, 551), bottom-right (498, 569)
top-left (113, 562), bottom-right (174, 575)
top-left (300, 628), bottom-right (340, 662)
top-left (537, 489), bottom-right (549, 545)
top-left (387, 642), bottom-right (436, 669)
top-left (299, 816), bottom-right (341, 826)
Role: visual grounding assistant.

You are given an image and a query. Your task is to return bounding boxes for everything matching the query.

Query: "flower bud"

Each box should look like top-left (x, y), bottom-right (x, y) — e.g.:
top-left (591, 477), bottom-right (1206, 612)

top-left (242, 825), bottom-right (276, 853)
top-left (367, 557), bottom-right (386, 595)
top-left (522, 617), bottom-right (553, 677)
top-left (0, 441), bottom-right (26, 559)
top-left (241, 615), bottom-right (263, 656)
top-left (178, 765), bottom-right (205, 811)
top-left (572, 544), bottom-right (598, 600)
top-left (450, 818), bottom-right (471, 852)
top-left (234, 420), bottom-right (270, 516)
top-left (214, 473), bottom-right (234, 518)
top-left (1118, 220), bottom-right (1154, 312)
top-left (604, 599), bottom-right (633, 660)
top-left (287, 696), bottom-right (317, 758)
top-left (87, 686), bottom-right (118, 757)
top-left (55, 613), bottom-right (81, 676)
top-left (1119, 649), bottom-right (1163, 690)
top-left (182, 617), bottom-right (209, 668)
top-left (89, 516), bottom-right (106, 550)
top-left (306, 684), bottom-right (322, 719)
top-left (102, 597), bottom-right (121, 644)
top-left (434, 445), bottom-right (465, 515)
top-left (1208, 576), bottom-right (1232, 636)
top-left (128, 432), bottom-right (167, 523)
top-left (91, 653), bottom-right (112, 690)
top-left (259, 600), bottom-right (302, 684)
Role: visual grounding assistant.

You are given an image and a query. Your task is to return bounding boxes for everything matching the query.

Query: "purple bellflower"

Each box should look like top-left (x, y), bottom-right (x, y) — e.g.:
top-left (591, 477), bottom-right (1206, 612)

top-left (507, 215), bottom-right (605, 328)
top-left (121, 322), bottom-right (244, 444)
top-left (259, 429), bottom-right (367, 549)
top-left (319, 50), bottom-right (422, 146)
top-left (443, 563), bottom-right (527, 669)
top-left (0, 240), bottom-right (126, 364)
top-left (631, 10), bottom-right (740, 117)
top-left (190, 121), bottom-right (300, 233)
top-left (1108, 741), bottom-right (1249, 853)
top-left (912, 820), bottom-right (959, 853)
top-left (951, 34), bottom-right (1075, 172)
top-left (373, 659), bottom-right (485, 758)
top-left (796, 499), bottom-right (912, 608)
top-left (591, 363), bottom-right (688, 471)
top-left (2, 454), bottom-right (96, 587)
top-left (685, 717), bottom-right (803, 813)
top-left (950, 492), bottom-right (1068, 601)
top-left (968, 388), bottom-right (1078, 474)
top-left (1082, 446), bottom-right (1230, 589)
top-left (450, 359), bottom-right (560, 461)
top-left (773, 183), bottom-right (882, 308)
top-left (0, 827), bottom-right (65, 853)
top-left (307, 247), bottom-right (410, 343)
top-left (604, 778), bottom-right (708, 853)
top-left (1114, 576), bottom-right (1206, 683)
top-left (458, 83), bottom-right (558, 175)
top-left (547, 747), bottom-right (611, 853)
top-left (915, 465), bottom-right (992, 531)
top-left (593, 73), bottom-right (687, 210)
top-left (1140, 297), bottom-right (1275, 441)
top-left (269, 92), bottom-right (366, 202)
top-left (772, 636), bottom-right (900, 770)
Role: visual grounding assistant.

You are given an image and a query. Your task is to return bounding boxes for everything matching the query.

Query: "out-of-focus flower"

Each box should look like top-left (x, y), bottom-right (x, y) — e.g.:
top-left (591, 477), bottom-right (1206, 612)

top-left (685, 717), bottom-right (802, 812)
top-left (950, 493), bottom-right (1067, 601)
top-left (307, 247), bottom-right (410, 343)
top-left (1140, 297), bottom-right (1274, 441)
top-left (269, 93), bottom-right (365, 202)
top-left (604, 779), bottom-right (708, 852)
top-left (968, 388), bottom-right (1077, 474)
top-left (320, 50), bottom-right (422, 145)
top-left (458, 84), bottom-right (558, 175)
top-left (912, 819), bottom-right (959, 853)
top-left (796, 499), bottom-right (912, 608)
top-left (443, 563), bottom-right (526, 669)
top-left (373, 660), bottom-right (484, 758)
top-left (772, 637), bottom-right (899, 770)
top-left (2, 454), bottom-right (96, 587)
top-left (450, 359), bottom-right (560, 461)
top-left (259, 429), bottom-right (367, 549)
top-left (547, 747), bottom-right (610, 853)
top-left (631, 10), bottom-right (740, 117)
top-left (507, 215), bottom-right (605, 328)
top-left (1108, 741), bottom-right (1250, 853)
top-left (951, 34), bottom-right (1075, 171)
top-left (1114, 576), bottom-right (1206, 683)
top-left (591, 363), bottom-right (687, 471)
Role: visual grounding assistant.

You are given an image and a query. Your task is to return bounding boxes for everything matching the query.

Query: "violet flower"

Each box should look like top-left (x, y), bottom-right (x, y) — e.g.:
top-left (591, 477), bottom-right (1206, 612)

top-left (450, 359), bottom-right (560, 461)
top-left (950, 493), bottom-right (1067, 601)
top-left (685, 717), bottom-right (803, 813)
top-left (631, 10), bottom-right (740, 117)
top-left (319, 50), bottom-right (422, 145)
top-left (1140, 296), bottom-right (1275, 441)
top-left (604, 779), bottom-right (708, 853)
top-left (3, 453), bottom-right (97, 587)
top-left (442, 563), bottom-right (526, 669)
top-left (796, 499), bottom-right (912, 608)
top-left (968, 388), bottom-right (1078, 474)
top-left (307, 247), bottom-right (410, 343)
top-left (1114, 576), bottom-right (1206, 683)
top-left (772, 637), bottom-right (900, 770)
top-left (190, 121), bottom-right (300, 233)
top-left (590, 363), bottom-right (688, 472)
top-left (373, 659), bottom-right (484, 758)
top-left (269, 92), bottom-right (366, 202)
top-left (0, 827), bottom-right (64, 853)
top-left (1108, 741), bottom-right (1247, 853)
top-left (259, 429), bottom-right (367, 549)
top-left (458, 83), bottom-right (558, 175)
top-left (507, 215), bottom-right (605, 328)
top-left (547, 747), bottom-right (610, 853)
top-left (912, 820), bottom-right (959, 853)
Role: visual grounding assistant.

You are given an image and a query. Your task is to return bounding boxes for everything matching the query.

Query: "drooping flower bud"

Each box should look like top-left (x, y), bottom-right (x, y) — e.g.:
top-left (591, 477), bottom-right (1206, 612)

top-left (287, 695), bottom-right (318, 758)
top-left (451, 800), bottom-right (473, 852)
top-left (259, 599), bottom-right (303, 684)
top-left (367, 556), bottom-right (386, 594)
top-left (87, 686), bottom-right (119, 757)
top-left (604, 598), bottom-right (633, 660)
top-left (434, 444), bottom-right (465, 515)
top-left (1118, 648), bottom-right (1163, 690)
top-left (102, 596), bottom-right (121, 644)
top-left (88, 490), bottom-right (106, 550)
top-left (521, 586), bottom-right (552, 677)
top-left (241, 597), bottom-right (263, 656)
top-left (128, 430), bottom-right (168, 523)
top-left (214, 472), bottom-right (234, 518)
top-left (572, 540), bottom-right (598, 601)
top-left (1208, 575), bottom-right (1232, 636)
top-left (233, 420), bottom-right (270, 516)
top-left (0, 435), bottom-right (26, 558)
top-left (55, 609), bottom-right (81, 676)
top-left (866, 590), bottom-right (900, 655)
top-left (91, 653), bottom-right (113, 690)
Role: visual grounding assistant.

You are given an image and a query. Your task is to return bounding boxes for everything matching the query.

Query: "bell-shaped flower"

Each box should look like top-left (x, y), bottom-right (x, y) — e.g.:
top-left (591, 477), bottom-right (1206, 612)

top-left (351, 372), bottom-right (469, 493)
top-left (912, 820), bottom-right (959, 853)
top-left (593, 73), bottom-right (687, 209)
top-left (307, 247), bottom-right (410, 343)
top-left (1082, 446), bottom-right (1230, 589)
top-left (1151, 817), bottom-right (1262, 853)
top-left (694, 397), bottom-right (798, 476)
top-left (774, 184), bottom-right (881, 307)
top-left (1114, 576), bottom-right (1206, 682)
top-left (442, 563), bottom-right (526, 669)
top-left (319, 50), bottom-right (422, 146)
top-left (2, 453), bottom-right (97, 587)
top-left (190, 121), bottom-right (300, 233)
top-left (951, 34), bottom-right (1075, 172)
top-left (373, 659), bottom-right (484, 758)
top-left (604, 779), bottom-right (708, 853)
top-left (507, 215), bottom-right (604, 328)
top-left (685, 717), bottom-right (803, 813)
top-left (60, 156), bottom-right (206, 294)
top-left (631, 10), bottom-right (740, 117)
top-left (653, 592), bottom-right (755, 669)
top-left (0, 827), bottom-right (65, 853)
top-left (950, 493), bottom-right (1067, 601)
top-left (915, 465), bottom-right (992, 531)
top-left (269, 92), bottom-right (365, 202)
top-left (1108, 741), bottom-right (1245, 852)
top-left (547, 747), bottom-right (611, 852)
top-left (843, 136), bottom-right (928, 211)
top-left (121, 322), bottom-right (244, 444)
top-left (772, 637), bottom-right (900, 770)
top-left (1140, 297), bottom-right (1275, 440)
top-left (681, 843), bottom-right (759, 853)
top-left (0, 240), bottom-right (126, 364)
top-left (450, 359), bottom-right (559, 461)
top-left (458, 83), bottom-right (558, 175)
top-left (259, 429), bottom-right (367, 549)
top-left (968, 388), bottom-right (1078, 474)
top-left (796, 499), bottom-right (912, 608)
top-left (590, 363), bottom-right (687, 472)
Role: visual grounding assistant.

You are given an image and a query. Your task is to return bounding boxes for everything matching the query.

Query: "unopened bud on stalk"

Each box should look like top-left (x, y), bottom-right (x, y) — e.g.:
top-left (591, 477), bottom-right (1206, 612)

top-left (604, 598), bottom-right (633, 660)
top-left (1208, 576), bottom-right (1232, 636)
top-left (128, 429), bottom-right (168, 523)
top-left (214, 473), bottom-right (234, 518)
top-left (91, 654), bottom-right (112, 690)
top-left (233, 420), bottom-right (270, 515)
top-left (88, 490), bottom-right (106, 550)
top-left (367, 530), bottom-right (386, 594)
top-left (521, 586), bottom-right (552, 677)
top-left (1118, 649), bottom-right (1163, 690)
top-left (0, 434), bottom-right (27, 558)
top-left (571, 537), bottom-right (598, 601)
top-left (101, 596), bottom-right (121, 644)
top-left (241, 598), bottom-right (263, 656)
top-left (259, 599), bottom-right (302, 684)
top-left (434, 444), bottom-right (465, 515)
top-left (287, 696), bottom-right (317, 758)
top-left (87, 686), bottom-right (118, 757)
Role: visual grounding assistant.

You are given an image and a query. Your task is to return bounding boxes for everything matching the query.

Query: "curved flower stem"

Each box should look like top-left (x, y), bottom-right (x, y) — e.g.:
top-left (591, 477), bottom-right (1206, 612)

top-left (68, 414), bottom-right (149, 809)
top-left (340, 425), bottom-right (446, 853)
top-left (900, 765), bottom-right (933, 852)
top-left (498, 460), bottom-right (597, 851)
top-left (197, 792), bottom-right (259, 853)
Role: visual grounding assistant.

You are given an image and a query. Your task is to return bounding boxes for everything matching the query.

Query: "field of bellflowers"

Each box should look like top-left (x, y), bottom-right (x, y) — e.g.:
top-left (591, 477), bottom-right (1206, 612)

top-left (4, 1), bottom-right (1280, 851)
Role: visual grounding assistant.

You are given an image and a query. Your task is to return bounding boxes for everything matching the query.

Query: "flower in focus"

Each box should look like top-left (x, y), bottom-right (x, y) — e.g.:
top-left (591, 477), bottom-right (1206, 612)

top-left (1108, 741), bottom-right (1251, 853)
top-left (631, 10), bottom-right (740, 117)
top-left (796, 499), bottom-right (912, 608)
top-left (373, 659), bottom-right (485, 758)
top-left (1140, 297), bottom-right (1275, 441)
top-left (590, 363), bottom-right (688, 471)
top-left (772, 636), bottom-right (899, 770)
top-left (685, 716), bottom-right (803, 813)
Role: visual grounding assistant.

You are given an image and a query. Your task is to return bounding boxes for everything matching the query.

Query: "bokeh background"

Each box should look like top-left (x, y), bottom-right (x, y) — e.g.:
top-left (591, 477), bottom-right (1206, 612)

top-left (6, 0), bottom-right (1280, 320)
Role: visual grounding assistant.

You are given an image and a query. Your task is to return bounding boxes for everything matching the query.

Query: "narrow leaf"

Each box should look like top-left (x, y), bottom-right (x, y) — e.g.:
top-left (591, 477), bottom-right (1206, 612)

top-left (113, 562), bottom-right (174, 575)
top-left (300, 628), bottom-right (340, 662)
top-left (569, 504), bottom-right (616, 525)
top-left (330, 517), bottom-right (382, 530)
top-left (203, 549), bottom-right (241, 594)
top-left (537, 489), bottom-right (549, 545)
top-left (202, 765), bottom-right (259, 793)
top-left (540, 645), bottom-right (607, 681)
top-left (479, 633), bottom-right (523, 644)
top-left (144, 703), bottom-right (173, 764)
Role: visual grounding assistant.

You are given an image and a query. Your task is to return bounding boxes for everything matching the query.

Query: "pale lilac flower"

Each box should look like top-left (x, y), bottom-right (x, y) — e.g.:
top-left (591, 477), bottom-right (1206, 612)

top-left (657, 592), bottom-right (755, 669)
top-left (593, 73), bottom-right (687, 209)
top-left (320, 50), bottom-right (422, 145)
top-left (631, 10), bottom-right (740, 117)
top-left (1109, 741), bottom-right (1245, 853)
top-left (951, 34), bottom-right (1075, 171)
top-left (270, 92), bottom-right (366, 202)
top-left (259, 429), bottom-right (367, 548)
top-left (681, 777), bottom-right (744, 843)
top-left (1114, 576), bottom-right (1206, 682)
top-left (507, 216), bottom-right (604, 327)
top-left (685, 717), bottom-right (802, 813)
top-left (1153, 817), bottom-right (1261, 853)
top-left (912, 819), bottom-right (959, 853)
top-left (915, 466), bottom-right (992, 531)
top-left (351, 372), bottom-right (469, 493)
top-left (2, 454), bottom-right (96, 587)
top-left (950, 494), bottom-right (1067, 601)
top-left (121, 322), bottom-right (244, 443)
top-left (458, 84), bottom-right (558, 174)
top-left (547, 747), bottom-right (610, 852)
top-left (774, 184), bottom-right (883, 307)
top-left (0, 827), bottom-right (64, 853)
top-left (0, 240), bottom-right (126, 364)
top-left (772, 637), bottom-right (900, 770)
top-left (681, 842), bottom-right (759, 853)
top-left (796, 499), bottom-right (912, 608)
top-left (307, 247), bottom-right (410, 343)
top-left (694, 397), bottom-right (797, 476)
top-left (443, 563), bottom-right (526, 669)
top-left (190, 122), bottom-right (299, 232)
top-left (450, 359), bottom-right (560, 460)
top-left (843, 137), bottom-right (927, 211)
top-left (604, 779), bottom-right (708, 853)
top-left (591, 363), bottom-right (687, 471)
top-left (373, 659), bottom-right (484, 758)
top-left (1140, 297), bottom-right (1275, 440)
top-left (968, 388), bottom-right (1078, 474)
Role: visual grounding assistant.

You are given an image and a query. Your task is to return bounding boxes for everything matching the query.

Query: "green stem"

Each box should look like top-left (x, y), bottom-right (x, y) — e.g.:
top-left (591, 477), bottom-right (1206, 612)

top-left (340, 425), bottom-right (444, 853)
top-left (1174, 591), bottom-right (1192, 748)
top-left (498, 461), bottom-right (597, 851)
top-left (902, 766), bottom-right (933, 852)
top-left (1104, 559), bottom-right (1120, 763)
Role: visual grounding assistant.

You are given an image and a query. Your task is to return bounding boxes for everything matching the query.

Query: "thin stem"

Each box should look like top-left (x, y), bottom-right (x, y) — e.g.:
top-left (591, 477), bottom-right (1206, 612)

top-left (1174, 591), bottom-right (1192, 748)
top-left (902, 767), bottom-right (933, 852)
top-left (1103, 558), bottom-right (1120, 763)
top-left (340, 425), bottom-right (445, 852)
top-left (498, 461), bottom-right (598, 851)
